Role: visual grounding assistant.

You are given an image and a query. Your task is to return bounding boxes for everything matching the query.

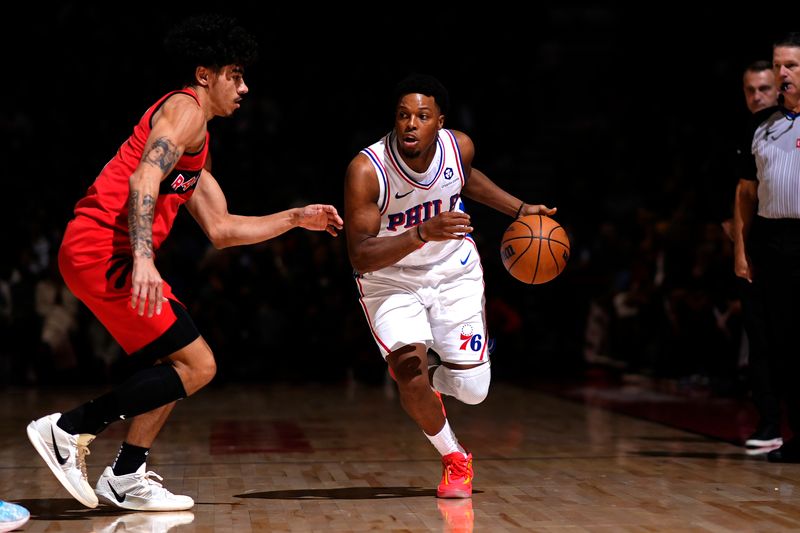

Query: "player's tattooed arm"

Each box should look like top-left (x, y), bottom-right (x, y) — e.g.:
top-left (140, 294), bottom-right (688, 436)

top-left (142, 136), bottom-right (179, 172)
top-left (128, 136), bottom-right (179, 259)
top-left (129, 190), bottom-right (155, 259)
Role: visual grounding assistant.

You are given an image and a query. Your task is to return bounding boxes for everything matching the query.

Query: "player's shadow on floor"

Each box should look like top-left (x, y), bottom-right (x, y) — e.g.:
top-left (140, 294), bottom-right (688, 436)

top-left (235, 487), bottom-right (483, 500)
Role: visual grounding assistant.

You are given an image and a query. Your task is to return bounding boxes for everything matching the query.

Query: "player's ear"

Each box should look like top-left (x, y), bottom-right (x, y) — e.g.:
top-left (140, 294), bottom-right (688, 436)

top-left (195, 66), bottom-right (210, 87)
top-left (438, 114), bottom-right (445, 130)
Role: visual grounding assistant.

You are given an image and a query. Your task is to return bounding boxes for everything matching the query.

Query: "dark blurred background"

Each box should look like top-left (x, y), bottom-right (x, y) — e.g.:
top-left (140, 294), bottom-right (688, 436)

top-left (0, 5), bottom-right (784, 393)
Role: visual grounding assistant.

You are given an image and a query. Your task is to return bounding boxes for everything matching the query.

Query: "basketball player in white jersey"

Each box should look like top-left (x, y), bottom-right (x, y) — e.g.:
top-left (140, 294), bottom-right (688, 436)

top-left (344, 74), bottom-right (556, 498)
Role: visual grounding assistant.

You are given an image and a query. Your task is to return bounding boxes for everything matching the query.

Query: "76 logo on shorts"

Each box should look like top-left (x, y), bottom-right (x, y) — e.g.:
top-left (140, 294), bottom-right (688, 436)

top-left (459, 324), bottom-right (483, 351)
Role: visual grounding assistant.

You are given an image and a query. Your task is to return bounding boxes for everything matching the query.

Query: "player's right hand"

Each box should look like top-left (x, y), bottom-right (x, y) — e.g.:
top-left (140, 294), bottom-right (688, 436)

top-left (419, 212), bottom-right (473, 242)
top-left (131, 259), bottom-right (165, 317)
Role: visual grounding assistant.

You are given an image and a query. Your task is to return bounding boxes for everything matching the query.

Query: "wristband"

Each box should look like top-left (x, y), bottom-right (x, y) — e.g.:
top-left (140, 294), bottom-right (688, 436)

top-left (416, 225), bottom-right (428, 243)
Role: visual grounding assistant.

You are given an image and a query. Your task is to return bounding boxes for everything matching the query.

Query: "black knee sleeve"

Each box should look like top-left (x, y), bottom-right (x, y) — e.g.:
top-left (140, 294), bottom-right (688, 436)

top-left (59, 364), bottom-right (187, 435)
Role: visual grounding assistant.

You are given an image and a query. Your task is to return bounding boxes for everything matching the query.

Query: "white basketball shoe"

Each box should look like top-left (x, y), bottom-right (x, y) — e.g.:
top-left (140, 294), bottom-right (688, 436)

top-left (95, 464), bottom-right (194, 511)
top-left (26, 413), bottom-right (98, 508)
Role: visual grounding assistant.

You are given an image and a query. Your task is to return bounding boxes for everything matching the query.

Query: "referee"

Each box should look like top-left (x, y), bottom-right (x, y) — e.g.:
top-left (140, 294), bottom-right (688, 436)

top-left (735, 32), bottom-right (800, 462)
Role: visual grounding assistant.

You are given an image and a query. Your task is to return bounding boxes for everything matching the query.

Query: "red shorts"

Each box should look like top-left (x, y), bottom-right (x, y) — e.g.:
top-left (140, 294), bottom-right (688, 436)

top-left (59, 217), bottom-right (193, 355)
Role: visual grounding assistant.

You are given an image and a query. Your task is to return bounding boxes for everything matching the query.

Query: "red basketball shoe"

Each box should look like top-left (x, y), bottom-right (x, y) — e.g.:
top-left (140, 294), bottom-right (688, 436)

top-left (437, 451), bottom-right (473, 498)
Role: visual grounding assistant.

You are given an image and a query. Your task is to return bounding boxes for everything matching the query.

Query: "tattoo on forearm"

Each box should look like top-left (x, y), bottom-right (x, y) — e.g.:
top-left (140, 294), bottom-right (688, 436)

top-left (129, 190), bottom-right (155, 258)
top-left (143, 137), bottom-right (179, 172)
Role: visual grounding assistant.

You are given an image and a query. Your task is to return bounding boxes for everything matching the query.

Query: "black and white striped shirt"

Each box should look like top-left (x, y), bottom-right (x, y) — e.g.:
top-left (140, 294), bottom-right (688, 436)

top-left (742, 106), bottom-right (800, 219)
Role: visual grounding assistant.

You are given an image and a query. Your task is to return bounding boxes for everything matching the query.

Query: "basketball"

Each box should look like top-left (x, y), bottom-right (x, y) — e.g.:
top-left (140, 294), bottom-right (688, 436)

top-left (500, 215), bottom-right (570, 284)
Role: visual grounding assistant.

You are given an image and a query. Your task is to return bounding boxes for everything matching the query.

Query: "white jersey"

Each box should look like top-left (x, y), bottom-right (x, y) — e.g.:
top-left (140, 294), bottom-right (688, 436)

top-left (355, 129), bottom-right (488, 364)
top-left (361, 128), bottom-right (468, 268)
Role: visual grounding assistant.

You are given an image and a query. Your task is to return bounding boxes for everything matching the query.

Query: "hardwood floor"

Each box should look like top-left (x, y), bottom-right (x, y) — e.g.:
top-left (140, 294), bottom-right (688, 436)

top-left (2, 379), bottom-right (799, 532)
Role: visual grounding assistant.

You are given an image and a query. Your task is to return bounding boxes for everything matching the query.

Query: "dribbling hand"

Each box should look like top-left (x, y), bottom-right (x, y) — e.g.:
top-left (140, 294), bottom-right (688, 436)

top-left (518, 203), bottom-right (557, 218)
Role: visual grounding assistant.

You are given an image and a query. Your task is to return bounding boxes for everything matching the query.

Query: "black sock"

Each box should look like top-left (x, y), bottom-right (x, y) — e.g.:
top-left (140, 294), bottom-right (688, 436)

top-left (112, 442), bottom-right (150, 476)
top-left (57, 364), bottom-right (187, 435)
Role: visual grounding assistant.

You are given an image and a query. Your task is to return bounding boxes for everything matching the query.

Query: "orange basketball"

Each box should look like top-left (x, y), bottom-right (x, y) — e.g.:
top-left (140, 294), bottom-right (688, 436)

top-left (500, 215), bottom-right (570, 284)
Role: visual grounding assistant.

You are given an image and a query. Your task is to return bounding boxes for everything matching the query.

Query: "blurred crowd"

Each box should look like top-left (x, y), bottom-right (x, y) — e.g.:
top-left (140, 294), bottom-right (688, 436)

top-left (0, 6), bottom-right (771, 394)
top-left (0, 178), bottom-right (746, 394)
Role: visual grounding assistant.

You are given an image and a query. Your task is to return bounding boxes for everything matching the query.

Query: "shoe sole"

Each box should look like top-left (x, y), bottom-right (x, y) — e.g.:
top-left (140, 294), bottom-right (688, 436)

top-left (436, 489), bottom-right (472, 499)
top-left (94, 482), bottom-right (194, 512)
top-left (745, 438), bottom-right (783, 448)
top-left (0, 515), bottom-right (29, 532)
top-left (0, 516), bottom-right (30, 531)
top-left (26, 423), bottom-right (98, 508)
top-left (96, 490), bottom-right (194, 511)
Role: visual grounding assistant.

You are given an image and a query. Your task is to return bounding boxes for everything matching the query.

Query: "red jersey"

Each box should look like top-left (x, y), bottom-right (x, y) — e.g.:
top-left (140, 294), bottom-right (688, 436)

top-left (73, 88), bottom-right (209, 252)
top-left (58, 89), bottom-right (208, 354)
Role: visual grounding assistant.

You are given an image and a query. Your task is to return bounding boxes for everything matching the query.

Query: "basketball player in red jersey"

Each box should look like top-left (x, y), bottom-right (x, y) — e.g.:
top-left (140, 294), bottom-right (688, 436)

top-left (344, 74), bottom-right (554, 498)
top-left (26, 14), bottom-right (343, 511)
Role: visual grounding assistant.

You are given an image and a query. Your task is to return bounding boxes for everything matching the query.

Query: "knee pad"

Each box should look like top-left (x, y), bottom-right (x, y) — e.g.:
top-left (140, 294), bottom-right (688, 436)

top-left (432, 362), bottom-right (491, 405)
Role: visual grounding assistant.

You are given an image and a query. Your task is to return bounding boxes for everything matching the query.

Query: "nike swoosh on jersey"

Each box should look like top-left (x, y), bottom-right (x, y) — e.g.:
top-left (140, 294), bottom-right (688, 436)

top-left (460, 251), bottom-right (472, 265)
top-left (109, 481), bottom-right (127, 503)
top-left (395, 190), bottom-right (413, 199)
top-left (51, 427), bottom-right (68, 465)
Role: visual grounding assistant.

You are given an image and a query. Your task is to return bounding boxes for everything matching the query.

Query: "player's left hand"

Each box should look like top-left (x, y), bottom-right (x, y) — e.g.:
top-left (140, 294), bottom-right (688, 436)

top-left (519, 203), bottom-right (557, 218)
top-left (297, 204), bottom-right (344, 236)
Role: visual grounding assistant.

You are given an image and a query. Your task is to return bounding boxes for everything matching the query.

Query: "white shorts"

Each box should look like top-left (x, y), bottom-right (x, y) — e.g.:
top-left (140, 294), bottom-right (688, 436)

top-left (354, 238), bottom-right (489, 365)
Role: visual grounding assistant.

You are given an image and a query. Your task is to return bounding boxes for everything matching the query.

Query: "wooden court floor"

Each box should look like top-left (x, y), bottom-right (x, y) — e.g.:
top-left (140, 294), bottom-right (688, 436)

top-left (2, 379), bottom-right (800, 532)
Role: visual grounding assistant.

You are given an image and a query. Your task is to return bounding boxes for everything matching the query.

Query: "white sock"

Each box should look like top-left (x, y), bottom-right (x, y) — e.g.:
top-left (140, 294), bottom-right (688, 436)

top-left (425, 419), bottom-right (466, 457)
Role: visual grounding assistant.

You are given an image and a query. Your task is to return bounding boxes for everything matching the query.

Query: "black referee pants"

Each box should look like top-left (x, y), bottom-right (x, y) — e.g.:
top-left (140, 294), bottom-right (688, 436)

top-left (751, 216), bottom-right (800, 438)
top-left (738, 275), bottom-right (781, 430)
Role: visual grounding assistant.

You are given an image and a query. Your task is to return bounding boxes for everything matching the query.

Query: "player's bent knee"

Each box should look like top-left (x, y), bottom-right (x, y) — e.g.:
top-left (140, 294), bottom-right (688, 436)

top-left (387, 346), bottom-right (426, 387)
top-left (391, 355), bottom-right (424, 386)
top-left (432, 362), bottom-right (491, 405)
top-left (172, 346), bottom-right (217, 394)
top-left (197, 357), bottom-right (217, 386)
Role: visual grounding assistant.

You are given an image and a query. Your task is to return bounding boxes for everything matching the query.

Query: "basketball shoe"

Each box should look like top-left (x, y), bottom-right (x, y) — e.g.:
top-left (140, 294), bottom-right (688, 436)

top-left (437, 451), bottom-right (473, 498)
top-left (0, 501), bottom-right (30, 533)
top-left (27, 413), bottom-right (98, 508)
top-left (745, 425), bottom-right (783, 448)
top-left (95, 464), bottom-right (194, 511)
top-left (437, 498), bottom-right (474, 533)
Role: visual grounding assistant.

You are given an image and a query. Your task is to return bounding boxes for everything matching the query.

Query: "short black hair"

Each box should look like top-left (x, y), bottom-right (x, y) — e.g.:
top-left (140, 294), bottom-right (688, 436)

top-left (773, 32), bottom-right (800, 49)
top-left (745, 59), bottom-right (773, 74)
top-left (392, 73), bottom-right (449, 116)
top-left (164, 13), bottom-right (258, 87)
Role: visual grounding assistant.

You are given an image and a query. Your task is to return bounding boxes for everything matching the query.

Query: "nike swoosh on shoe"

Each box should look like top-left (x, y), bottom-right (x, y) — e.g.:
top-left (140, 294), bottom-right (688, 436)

top-left (109, 481), bottom-right (127, 503)
top-left (51, 426), bottom-right (68, 465)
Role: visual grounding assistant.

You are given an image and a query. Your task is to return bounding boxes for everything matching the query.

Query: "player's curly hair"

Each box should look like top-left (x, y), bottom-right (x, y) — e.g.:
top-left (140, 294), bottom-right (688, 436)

top-left (164, 13), bottom-right (258, 87)
top-left (392, 73), bottom-right (450, 116)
